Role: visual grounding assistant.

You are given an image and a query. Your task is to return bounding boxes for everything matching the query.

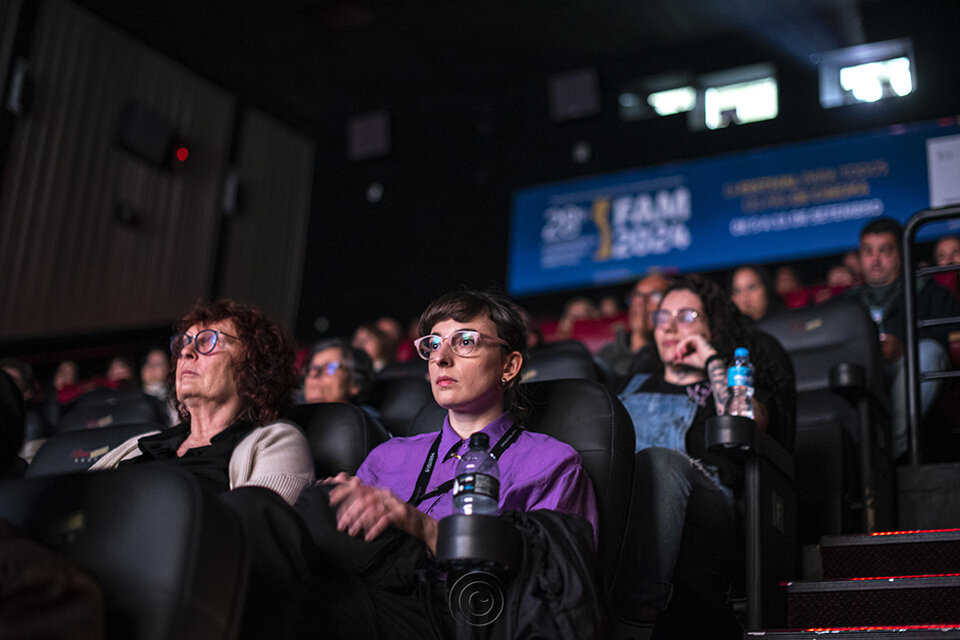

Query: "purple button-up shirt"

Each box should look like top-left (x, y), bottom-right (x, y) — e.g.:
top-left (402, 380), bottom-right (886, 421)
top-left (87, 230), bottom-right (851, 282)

top-left (356, 412), bottom-right (599, 540)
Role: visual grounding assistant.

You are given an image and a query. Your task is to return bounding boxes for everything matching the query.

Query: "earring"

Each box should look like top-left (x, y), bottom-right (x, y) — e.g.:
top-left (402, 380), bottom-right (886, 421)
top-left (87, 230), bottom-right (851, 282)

top-left (501, 377), bottom-right (508, 384)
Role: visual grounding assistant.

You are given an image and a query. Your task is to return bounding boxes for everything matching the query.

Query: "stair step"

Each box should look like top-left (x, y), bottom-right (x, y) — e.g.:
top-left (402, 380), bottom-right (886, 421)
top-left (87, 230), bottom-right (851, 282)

top-left (819, 528), bottom-right (960, 579)
top-left (747, 625), bottom-right (960, 639)
top-left (786, 574), bottom-right (960, 628)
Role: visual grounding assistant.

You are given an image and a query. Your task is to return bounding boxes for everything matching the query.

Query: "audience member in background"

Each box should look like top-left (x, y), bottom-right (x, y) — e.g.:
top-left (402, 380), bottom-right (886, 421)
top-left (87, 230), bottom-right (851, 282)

top-left (557, 296), bottom-right (600, 339)
top-left (932, 235), bottom-right (960, 300)
top-left (41, 359), bottom-right (81, 426)
top-left (53, 360), bottom-right (78, 392)
top-left (774, 265), bottom-right (803, 298)
top-left (826, 264), bottom-right (857, 289)
top-left (141, 348), bottom-right (177, 425)
top-left (105, 356), bottom-right (137, 388)
top-left (1, 358), bottom-right (53, 447)
top-left (729, 265), bottom-right (781, 323)
top-left (843, 249), bottom-right (864, 283)
top-left (842, 218), bottom-right (959, 459)
top-left (89, 299), bottom-right (314, 505)
top-left (599, 294), bottom-right (622, 317)
top-left (934, 235), bottom-right (960, 267)
top-left (612, 274), bottom-right (794, 634)
top-left (352, 322), bottom-right (396, 373)
top-left (303, 338), bottom-right (375, 405)
top-left (295, 289), bottom-right (600, 638)
top-left (597, 274), bottom-right (670, 382)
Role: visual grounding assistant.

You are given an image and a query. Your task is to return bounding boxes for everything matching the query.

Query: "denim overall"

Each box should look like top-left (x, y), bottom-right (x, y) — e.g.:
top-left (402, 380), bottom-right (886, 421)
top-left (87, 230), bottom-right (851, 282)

top-left (618, 373), bottom-right (729, 495)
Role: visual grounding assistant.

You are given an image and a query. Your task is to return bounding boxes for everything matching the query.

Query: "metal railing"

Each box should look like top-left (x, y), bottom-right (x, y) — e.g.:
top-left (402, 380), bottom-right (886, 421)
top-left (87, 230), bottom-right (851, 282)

top-left (902, 205), bottom-right (960, 466)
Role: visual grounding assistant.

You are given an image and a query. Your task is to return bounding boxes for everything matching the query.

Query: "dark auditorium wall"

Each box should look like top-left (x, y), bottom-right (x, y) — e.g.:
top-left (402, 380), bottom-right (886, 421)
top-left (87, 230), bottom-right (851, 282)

top-left (0, 0), bottom-right (234, 339)
top-left (0, 0), bottom-right (316, 343)
top-left (215, 109), bottom-right (315, 331)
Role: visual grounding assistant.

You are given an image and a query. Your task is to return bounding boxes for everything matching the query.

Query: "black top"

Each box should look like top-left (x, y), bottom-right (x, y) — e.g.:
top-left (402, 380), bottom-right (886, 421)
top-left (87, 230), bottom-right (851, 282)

top-left (844, 276), bottom-right (960, 347)
top-left (118, 420), bottom-right (257, 495)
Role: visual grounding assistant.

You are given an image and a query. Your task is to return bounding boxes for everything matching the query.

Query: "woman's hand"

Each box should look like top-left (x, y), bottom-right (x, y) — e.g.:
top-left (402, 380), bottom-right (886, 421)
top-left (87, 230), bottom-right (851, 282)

top-left (323, 473), bottom-right (439, 553)
top-left (672, 334), bottom-right (718, 370)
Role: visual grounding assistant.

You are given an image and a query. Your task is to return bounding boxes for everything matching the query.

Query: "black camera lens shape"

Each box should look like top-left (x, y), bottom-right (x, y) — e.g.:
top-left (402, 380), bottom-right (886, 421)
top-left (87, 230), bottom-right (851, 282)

top-left (448, 570), bottom-right (505, 627)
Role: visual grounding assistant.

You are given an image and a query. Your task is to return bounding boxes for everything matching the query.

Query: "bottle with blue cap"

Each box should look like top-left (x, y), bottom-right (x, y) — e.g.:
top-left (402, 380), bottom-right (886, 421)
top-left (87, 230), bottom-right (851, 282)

top-left (723, 347), bottom-right (755, 419)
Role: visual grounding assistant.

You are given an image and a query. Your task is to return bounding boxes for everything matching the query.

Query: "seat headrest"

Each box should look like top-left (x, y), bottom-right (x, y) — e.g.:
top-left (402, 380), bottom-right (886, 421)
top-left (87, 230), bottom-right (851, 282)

top-left (287, 403), bottom-right (390, 477)
top-left (521, 340), bottom-right (601, 384)
top-left (26, 422), bottom-right (163, 477)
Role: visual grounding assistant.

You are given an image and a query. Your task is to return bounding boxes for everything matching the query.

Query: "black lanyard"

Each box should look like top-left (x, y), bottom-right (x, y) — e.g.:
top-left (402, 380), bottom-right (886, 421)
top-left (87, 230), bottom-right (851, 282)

top-left (407, 423), bottom-right (523, 507)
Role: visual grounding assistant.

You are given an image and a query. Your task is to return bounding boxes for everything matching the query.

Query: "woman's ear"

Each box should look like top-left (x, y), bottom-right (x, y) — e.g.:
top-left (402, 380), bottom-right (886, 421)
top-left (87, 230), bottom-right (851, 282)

top-left (501, 351), bottom-right (523, 383)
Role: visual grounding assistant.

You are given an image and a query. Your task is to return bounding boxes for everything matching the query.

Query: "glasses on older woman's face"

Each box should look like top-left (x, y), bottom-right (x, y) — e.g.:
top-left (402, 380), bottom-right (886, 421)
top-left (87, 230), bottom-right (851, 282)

top-left (170, 329), bottom-right (239, 358)
top-left (651, 308), bottom-right (700, 329)
top-left (413, 330), bottom-right (508, 361)
top-left (307, 361), bottom-right (342, 378)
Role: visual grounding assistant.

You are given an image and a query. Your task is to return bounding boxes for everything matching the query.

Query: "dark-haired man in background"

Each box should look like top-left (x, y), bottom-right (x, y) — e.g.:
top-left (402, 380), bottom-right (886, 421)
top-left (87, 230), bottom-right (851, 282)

top-left (844, 217), bottom-right (959, 460)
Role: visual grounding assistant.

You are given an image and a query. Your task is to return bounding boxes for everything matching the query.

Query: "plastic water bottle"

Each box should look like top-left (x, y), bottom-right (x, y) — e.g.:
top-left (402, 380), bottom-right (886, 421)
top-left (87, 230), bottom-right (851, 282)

top-left (452, 433), bottom-right (501, 515)
top-left (723, 347), bottom-right (755, 419)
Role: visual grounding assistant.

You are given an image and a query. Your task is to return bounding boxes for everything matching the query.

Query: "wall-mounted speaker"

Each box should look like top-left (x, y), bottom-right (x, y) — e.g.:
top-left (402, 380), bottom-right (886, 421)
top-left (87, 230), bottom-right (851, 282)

top-left (116, 102), bottom-right (177, 169)
top-left (346, 110), bottom-right (391, 161)
top-left (548, 68), bottom-right (601, 122)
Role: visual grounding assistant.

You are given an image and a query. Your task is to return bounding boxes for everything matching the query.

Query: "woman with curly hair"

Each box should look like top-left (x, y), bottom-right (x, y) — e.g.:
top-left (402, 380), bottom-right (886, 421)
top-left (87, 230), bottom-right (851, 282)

top-left (613, 274), bottom-right (794, 634)
top-left (89, 299), bottom-right (314, 505)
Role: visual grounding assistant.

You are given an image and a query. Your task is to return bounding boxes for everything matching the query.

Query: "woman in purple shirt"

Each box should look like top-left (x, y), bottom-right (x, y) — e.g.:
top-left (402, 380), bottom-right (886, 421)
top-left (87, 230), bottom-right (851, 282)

top-left (294, 290), bottom-right (597, 638)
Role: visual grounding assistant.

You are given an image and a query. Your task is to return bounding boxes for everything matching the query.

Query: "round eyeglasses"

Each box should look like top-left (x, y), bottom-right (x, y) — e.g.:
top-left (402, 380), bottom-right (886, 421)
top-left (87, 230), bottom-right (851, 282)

top-left (307, 361), bottom-right (342, 378)
top-left (169, 329), bottom-right (239, 358)
top-left (651, 308), bottom-right (701, 329)
top-left (413, 330), bottom-right (508, 361)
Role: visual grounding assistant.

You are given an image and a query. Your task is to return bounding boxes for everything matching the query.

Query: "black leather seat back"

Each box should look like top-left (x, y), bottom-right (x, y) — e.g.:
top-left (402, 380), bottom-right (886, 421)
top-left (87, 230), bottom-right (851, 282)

top-left (760, 299), bottom-right (893, 541)
top-left (0, 467), bottom-right (249, 640)
top-left (521, 340), bottom-right (602, 384)
top-left (367, 375), bottom-right (434, 437)
top-left (408, 378), bottom-right (635, 590)
top-left (759, 299), bottom-right (886, 400)
top-left (287, 403), bottom-right (390, 477)
top-left (26, 422), bottom-right (163, 477)
top-left (56, 388), bottom-right (169, 433)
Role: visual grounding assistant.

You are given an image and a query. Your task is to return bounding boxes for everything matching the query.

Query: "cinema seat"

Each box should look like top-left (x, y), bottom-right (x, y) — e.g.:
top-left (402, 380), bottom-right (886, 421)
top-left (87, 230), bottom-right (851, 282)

top-left (286, 403), bottom-right (390, 476)
top-left (0, 467), bottom-right (249, 640)
top-left (25, 422), bottom-right (163, 477)
top-left (55, 388), bottom-right (169, 433)
top-left (361, 375), bottom-right (430, 437)
top-left (760, 298), bottom-right (895, 542)
top-left (521, 340), bottom-right (604, 384)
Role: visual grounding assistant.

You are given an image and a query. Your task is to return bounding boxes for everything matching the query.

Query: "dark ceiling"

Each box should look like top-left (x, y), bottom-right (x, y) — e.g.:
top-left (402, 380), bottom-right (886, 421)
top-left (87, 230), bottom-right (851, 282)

top-left (75, 0), bottom-right (879, 132)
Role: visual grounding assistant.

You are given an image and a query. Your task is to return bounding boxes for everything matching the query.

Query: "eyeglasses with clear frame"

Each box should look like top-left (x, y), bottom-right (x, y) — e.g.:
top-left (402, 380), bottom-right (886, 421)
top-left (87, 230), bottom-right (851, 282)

top-left (413, 330), bottom-right (509, 361)
top-left (169, 329), bottom-right (239, 358)
top-left (307, 361), bottom-right (343, 378)
top-left (651, 308), bottom-right (701, 329)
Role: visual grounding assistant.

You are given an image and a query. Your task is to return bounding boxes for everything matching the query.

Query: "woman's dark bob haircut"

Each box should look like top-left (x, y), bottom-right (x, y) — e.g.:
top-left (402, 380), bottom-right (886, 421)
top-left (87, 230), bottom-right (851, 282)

top-left (418, 289), bottom-right (527, 414)
top-left (174, 299), bottom-right (298, 425)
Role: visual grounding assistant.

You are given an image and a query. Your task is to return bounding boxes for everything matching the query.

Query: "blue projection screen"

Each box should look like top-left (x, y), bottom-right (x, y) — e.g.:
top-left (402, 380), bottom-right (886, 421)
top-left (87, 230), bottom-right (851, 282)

top-left (508, 117), bottom-right (960, 296)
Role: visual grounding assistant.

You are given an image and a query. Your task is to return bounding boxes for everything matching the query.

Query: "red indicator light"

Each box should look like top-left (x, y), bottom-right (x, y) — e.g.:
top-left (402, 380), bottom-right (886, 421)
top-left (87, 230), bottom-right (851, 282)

top-left (175, 147), bottom-right (189, 162)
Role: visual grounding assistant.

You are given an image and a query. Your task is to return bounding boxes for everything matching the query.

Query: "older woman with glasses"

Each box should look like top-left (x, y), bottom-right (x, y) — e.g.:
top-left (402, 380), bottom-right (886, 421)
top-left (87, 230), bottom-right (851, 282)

top-left (302, 338), bottom-right (375, 405)
top-left (293, 289), bottom-right (598, 638)
top-left (89, 299), bottom-right (314, 505)
top-left (611, 274), bottom-right (794, 633)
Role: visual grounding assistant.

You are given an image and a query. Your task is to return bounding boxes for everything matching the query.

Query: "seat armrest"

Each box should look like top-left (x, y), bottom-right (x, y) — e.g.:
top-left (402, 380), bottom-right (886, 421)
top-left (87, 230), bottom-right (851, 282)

top-left (706, 415), bottom-right (794, 480)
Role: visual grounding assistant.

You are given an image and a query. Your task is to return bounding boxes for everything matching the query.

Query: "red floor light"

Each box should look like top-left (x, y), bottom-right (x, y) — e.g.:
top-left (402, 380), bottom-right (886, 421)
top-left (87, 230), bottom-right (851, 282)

top-left (869, 528), bottom-right (960, 536)
top-left (805, 624), bottom-right (960, 632)
top-left (848, 572), bottom-right (960, 581)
